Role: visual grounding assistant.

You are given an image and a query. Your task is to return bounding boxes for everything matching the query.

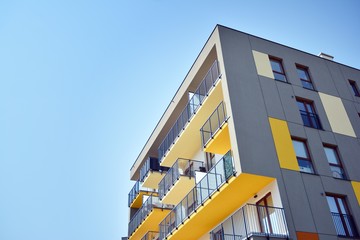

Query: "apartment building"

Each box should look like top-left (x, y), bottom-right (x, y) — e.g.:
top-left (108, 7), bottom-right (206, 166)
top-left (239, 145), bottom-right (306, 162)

top-left (127, 25), bottom-right (360, 240)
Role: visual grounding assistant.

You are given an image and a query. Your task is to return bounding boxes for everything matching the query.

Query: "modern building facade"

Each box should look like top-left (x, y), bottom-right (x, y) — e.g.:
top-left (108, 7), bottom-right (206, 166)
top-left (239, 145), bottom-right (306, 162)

top-left (127, 25), bottom-right (360, 240)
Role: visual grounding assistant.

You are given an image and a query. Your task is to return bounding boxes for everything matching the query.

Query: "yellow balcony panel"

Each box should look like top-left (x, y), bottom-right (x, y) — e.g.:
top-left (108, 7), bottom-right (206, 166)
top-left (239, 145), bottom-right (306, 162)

top-left (161, 81), bottom-right (224, 167)
top-left (161, 176), bottom-right (196, 205)
top-left (142, 171), bottom-right (165, 189)
top-left (166, 173), bottom-right (274, 240)
top-left (130, 190), bottom-right (158, 209)
top-left (129, 208), bottom-right (171, 240)
top-left (204, 122), bottom-right (231, 155)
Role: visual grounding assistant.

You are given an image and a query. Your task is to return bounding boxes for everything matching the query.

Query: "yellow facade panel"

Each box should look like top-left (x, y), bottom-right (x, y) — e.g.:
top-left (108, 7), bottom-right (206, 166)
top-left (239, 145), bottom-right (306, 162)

top-left (161, 177), bottom-right (195, 205)
top-left (252, 50), bottom-right (274, 79)
top-left (142, 171), bottom-right (165, 189)
top-left (269, 118), bottom-right (299, 171)
top-left (351, 181), bottom-right (360, 206)
top-left (319, 93), bottom-right (356, 137)
top-left (204, 123), bottom-right (231, 155)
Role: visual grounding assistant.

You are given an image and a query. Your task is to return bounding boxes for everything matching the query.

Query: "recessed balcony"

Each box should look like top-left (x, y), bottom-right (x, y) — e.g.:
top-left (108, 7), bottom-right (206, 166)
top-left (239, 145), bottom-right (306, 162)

top-left (140, 157), bottom-right (169, 189)
top-left (141, 231), bottom-right (159, 240)
top-left (128, 181), bottom-right (157, 208)
top-left (200, 101), bottom-right (231, 155)
top-left (158, 60), bottom-right (222, 167)
top-left (128, 195), bottom-right (173, 240)
top-left (210, 204), bottom-right (289, 239)
top-left (158, 158), bottom-right (205, 205)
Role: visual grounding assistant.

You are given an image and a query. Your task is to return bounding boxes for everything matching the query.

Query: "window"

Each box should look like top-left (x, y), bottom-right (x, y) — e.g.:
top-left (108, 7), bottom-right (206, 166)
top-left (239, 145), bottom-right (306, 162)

top-left (326, 194), bottom-right (358, 237)
top-left (296, 65), bottom-right (314, 90)
top-left (292, 138), bottom-right (315, 173)
top-left (206, 152), bottom-right (216, 171)
top-left (349, 80), bottom-right (360, 97)
top-left (256, 193), bottom-right (274, 234)
top-left (269, 57), bottom-right (287, 82)
top-left (296, 98), bottom-right (322, 129)
top-left (323, 145), bottom-right (346, 179)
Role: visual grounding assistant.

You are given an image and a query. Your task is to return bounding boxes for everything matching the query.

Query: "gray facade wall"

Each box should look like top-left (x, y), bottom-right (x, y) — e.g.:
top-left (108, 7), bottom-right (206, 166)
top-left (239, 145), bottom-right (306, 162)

top-left (218, 26), bottom-right (360, 239)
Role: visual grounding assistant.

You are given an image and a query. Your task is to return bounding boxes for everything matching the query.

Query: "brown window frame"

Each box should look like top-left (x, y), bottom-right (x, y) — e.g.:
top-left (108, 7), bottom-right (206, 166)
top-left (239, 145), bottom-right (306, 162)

top-left (349, 80), bottom-right (360, 97)
top-left (269, 56), bottom-right (287, 82)
top-left (296, 97), bottom-right (322, 129)
top-left (326, 193), bottom-right (358, 237)
top-left (323, 144), bottom-right (346, 180)
top-left (256, 193), bottom-right (274, 234)
top-left (296, 64), bottom-right (315, 90)
top-left (292, 137), bottom-right (315, 174)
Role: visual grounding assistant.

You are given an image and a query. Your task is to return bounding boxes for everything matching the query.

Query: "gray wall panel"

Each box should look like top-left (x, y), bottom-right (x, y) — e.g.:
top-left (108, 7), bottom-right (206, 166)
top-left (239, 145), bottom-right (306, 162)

top-left (281, 170), bottom-right (316, 232)
top-left (302, 174), bottom-right (337, 235)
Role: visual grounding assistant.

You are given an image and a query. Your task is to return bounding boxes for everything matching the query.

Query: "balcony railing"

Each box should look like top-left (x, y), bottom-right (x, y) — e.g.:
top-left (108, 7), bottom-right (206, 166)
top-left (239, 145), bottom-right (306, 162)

top-left (299, 110), bottom-right (322, 130)
top-left (210, 204), bottom-right (289, 239)
top-left (140, 157), bottom-right (169, 182)
top-left (331, 212), bottom-right (359, 238)
top-left (158, 158), bottom-right (205, 200)
top-left (200, 101), bottom-right (228, 147)
top-left (141, 231), bottom-right (159, 240)
top-left (159, 151), bottom-right (235, 239)
top-left (128, 181), bottom-right (156, 207)
top-left (158, 60), bottom-right (221, 162)
top-left (128, 195), bottom-right (173, 237)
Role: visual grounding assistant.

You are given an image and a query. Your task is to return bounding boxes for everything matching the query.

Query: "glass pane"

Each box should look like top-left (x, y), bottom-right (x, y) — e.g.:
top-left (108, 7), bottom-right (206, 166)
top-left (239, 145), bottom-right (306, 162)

top-left (326, 196), bottom-right (338, 213)
top-left (301, 80), bottom-right (314, 90)
top-left (330, 166), bottom-right (345, 179)
top-left (292, 140), bottom-right (308, 158)
top-left (338, 198), bottom-right (347, 214)
top-left (297, 159), bottom-right (314, 173)
top-left (297, 101), bottom-right (306, 112)
top-left (324, 147), bottom-right (339, 164)
top-left (297, 68), bottom-right (308, 80)
top-left (270, 60), bottom-right (282, 72)
top-left (273, 72), bottom-right (286, 82)
top-left (305, 102), bottom-right (315, 113)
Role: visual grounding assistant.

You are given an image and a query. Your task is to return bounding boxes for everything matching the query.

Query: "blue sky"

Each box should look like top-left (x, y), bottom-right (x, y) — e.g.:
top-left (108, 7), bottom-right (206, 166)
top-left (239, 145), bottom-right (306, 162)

top-left (0, 1), bottom-right (359, 240)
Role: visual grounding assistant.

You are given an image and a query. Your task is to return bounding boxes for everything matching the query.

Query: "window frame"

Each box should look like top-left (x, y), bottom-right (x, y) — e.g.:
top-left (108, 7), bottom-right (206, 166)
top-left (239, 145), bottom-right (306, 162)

top-left (296, 64), bottom-right (315, 90)
top-left (269, 56), bottom-right (287, 82)
top-left (349, 80), bottom-right (360, 97)
top-left (323, 144), bottom-right (346, 180)
top-left (326, 193), bottom-right (358, 238)
top-left (292, 137), bottom-right (315, 174)
top-left (296, 97), bottom-right (322, 129)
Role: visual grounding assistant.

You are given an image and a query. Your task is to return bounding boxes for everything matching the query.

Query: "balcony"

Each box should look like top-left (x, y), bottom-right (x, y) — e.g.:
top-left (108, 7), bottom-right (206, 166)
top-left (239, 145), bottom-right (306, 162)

top-left (331, 212), bottom-right (359, 238)
top-left (128, 195), bottom-right (173, 240)
top-left (128, 181), bottom-right (157, 208)
top-left (299, 110), bottom-right (322, 130)
top-left (200, 101), bottom-right (230, 155)
top-left (158, 60), bottom-right (222, 166)
top-left (140, 157), bottom-right (169, 189)
top-left (210, 204), bottom-right (289, 240)
top-left (158, 154), bottom-right (275, 240)
top-left (159, 151), bottom-right (235, 239)
top-left (158, 158), bottom-right (205, 204)
top-left (141, 231), bottom-right (159, 240)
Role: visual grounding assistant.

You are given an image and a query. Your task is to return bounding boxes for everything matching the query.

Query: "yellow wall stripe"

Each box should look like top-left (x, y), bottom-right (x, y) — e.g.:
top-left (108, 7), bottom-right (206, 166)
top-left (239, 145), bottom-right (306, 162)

top-left (269, 118), bottom-right (299, 171)
top-left (252, 50), bottom-right (274, 79)
top-left (351, 181), bottom-right (360, 206)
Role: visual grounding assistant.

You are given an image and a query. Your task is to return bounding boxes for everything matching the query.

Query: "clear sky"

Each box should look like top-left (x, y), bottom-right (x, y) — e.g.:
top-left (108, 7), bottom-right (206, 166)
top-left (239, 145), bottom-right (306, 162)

top-left (0, 1), bottom-right (359, 240)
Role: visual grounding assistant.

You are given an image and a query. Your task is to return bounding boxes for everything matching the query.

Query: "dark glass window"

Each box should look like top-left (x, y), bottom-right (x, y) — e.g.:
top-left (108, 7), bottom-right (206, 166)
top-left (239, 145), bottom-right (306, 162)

top-left (326, 194), bottom-right (359, 237)
top-left (256, 193), bottom-right (274, 234)
top-left (292, 138), bottom-right (315, 174)
top-left (296, 98), bottom-right (322, 129)
top-left (349, 80), bottom-right (360, 97)
top-left (323, 145), bottom-right (346, 179)
top-left (296, 65), bottom-right (314, 90)
top-left (269, 57), bottom-right (287, 82)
